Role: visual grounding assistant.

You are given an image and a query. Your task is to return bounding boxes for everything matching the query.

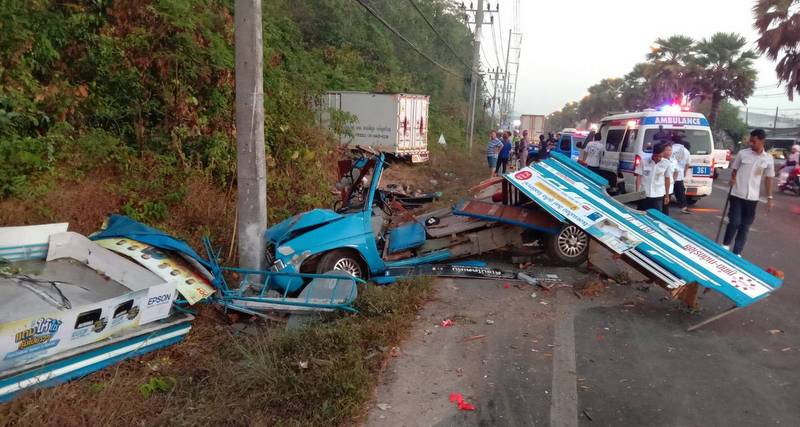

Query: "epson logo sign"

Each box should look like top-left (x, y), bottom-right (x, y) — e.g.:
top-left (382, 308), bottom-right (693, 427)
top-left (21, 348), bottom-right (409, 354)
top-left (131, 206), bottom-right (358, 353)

top-left (147, 294), bottom-right (172, 306)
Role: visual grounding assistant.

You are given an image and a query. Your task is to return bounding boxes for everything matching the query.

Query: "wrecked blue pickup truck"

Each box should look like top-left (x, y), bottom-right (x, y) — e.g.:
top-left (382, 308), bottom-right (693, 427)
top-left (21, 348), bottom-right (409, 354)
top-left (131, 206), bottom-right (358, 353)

top-left (265, 147), bottom-right (782, 324)
top-left (264, 148), bottom-right (587, 293)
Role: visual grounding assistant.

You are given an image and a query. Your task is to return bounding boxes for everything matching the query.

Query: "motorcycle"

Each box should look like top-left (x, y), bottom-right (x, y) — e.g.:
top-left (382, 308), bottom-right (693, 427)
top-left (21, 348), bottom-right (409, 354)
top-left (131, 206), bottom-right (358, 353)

top-left (778, 164), bottom-right (800, 195)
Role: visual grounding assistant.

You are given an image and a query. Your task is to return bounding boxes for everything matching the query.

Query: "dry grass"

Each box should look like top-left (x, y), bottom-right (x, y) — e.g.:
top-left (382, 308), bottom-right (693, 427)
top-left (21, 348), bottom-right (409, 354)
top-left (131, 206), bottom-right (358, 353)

top-left (380, 142), bottom-right (492, 210)
top-left (0, 278), bottom-right (432, 426)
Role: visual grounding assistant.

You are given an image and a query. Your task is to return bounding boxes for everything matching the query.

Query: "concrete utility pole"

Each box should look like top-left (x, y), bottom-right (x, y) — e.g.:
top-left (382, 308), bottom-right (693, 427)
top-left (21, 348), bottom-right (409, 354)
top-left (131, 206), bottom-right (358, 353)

top-left (234, 0), bottom-right (267, 270)
top-left (773, 106), bottom-right (779, 130)
top-left (500, 28), bottom-right (512, 128)
top-left (466, 0), bottom-right (485, 152)
top-left (490, 67), bottom-right (504, 125)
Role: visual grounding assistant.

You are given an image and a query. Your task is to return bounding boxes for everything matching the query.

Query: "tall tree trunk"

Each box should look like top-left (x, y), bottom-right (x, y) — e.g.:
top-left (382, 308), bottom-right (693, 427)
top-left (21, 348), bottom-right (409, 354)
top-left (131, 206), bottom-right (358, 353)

top-left (708, 92), bottom-right (722, 129)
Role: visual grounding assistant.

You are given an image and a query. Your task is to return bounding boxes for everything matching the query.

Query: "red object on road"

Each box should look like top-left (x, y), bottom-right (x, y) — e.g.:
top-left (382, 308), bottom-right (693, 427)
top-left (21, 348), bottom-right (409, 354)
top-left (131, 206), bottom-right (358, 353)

top-left (441, 319), bottom-right (454, 327)
top-left (449, 392), bottom-right (476, 411)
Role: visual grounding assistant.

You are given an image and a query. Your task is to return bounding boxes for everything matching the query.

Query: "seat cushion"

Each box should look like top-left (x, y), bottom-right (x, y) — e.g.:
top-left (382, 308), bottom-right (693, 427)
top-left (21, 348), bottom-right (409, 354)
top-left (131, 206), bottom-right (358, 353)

top-left (387, 222), bottom-right (427, 254)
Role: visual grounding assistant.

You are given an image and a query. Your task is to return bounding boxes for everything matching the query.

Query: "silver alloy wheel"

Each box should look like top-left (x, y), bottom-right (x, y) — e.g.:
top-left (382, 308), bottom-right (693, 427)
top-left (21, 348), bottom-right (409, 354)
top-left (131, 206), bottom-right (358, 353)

top-left (333, 257), bottom-right (363, 278)
top-left (557, 225), bottom-right (588, 257)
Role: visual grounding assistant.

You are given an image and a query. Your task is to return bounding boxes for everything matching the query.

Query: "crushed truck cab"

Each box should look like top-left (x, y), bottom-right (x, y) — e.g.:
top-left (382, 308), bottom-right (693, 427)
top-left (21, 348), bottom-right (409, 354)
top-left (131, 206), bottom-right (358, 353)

top-left (263, 148), bottom-right (590, 293)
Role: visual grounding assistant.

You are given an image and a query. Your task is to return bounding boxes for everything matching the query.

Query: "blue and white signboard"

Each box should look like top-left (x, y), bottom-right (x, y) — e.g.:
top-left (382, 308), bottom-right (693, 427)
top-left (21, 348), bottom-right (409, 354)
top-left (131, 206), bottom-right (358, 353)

top-left (505, 153), bottom-right (782, 307)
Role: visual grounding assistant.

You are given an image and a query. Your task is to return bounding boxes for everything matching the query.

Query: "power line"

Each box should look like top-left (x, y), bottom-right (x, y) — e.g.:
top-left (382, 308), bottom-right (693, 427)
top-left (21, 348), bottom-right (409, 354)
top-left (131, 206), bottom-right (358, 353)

top-left (353, 0), bottom-right (465, 77)
top-left (498, 15), bottom-right (506, 63)
top-left (489, 20), bottom-right (502, 68)
top-left (405, 0), bottom-right (474, 72)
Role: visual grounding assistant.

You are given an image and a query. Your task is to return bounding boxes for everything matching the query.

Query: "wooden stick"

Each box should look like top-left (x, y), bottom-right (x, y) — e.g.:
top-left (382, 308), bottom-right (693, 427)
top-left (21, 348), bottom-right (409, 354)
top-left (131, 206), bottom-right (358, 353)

top-left (227, 204), bottom-right (238, 262)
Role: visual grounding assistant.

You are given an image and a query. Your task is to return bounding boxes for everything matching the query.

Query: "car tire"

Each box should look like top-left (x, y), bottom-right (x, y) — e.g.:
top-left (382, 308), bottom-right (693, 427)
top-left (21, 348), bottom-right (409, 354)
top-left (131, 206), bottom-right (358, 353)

top-left (545, 224), bottom-right (590, 266)
top-left (686, 197), bottom-right (699, 206)
top-left (316, 250), bottom-right (366, 279)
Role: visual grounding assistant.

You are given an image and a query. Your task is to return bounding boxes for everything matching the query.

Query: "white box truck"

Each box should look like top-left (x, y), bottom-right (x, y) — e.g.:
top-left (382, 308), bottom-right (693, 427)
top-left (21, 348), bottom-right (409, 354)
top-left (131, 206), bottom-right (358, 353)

top-left (520, 114), bottom-right (546, 139)
top-left (320, 91), bottom-right (430, 163)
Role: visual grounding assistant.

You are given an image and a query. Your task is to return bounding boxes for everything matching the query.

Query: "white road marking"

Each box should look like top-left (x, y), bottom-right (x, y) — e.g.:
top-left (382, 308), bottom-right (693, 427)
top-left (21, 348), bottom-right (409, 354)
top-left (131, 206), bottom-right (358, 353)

top-left (550, 290), bottom-right (578, 427)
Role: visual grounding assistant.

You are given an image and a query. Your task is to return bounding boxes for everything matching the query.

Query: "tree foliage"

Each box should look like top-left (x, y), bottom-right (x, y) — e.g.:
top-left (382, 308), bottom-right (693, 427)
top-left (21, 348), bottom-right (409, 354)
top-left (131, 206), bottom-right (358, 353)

top-left (546, 32), bottom-right (757, 131)
top-left (0, 0), bottom-right (478, 220)
top-left (753, 0), bottom-right (800, 100)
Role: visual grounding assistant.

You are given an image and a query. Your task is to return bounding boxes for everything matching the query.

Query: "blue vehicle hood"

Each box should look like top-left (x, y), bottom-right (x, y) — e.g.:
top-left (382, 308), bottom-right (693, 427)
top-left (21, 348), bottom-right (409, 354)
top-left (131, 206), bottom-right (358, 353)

top-left (265, 209), bottom-right (345, 244)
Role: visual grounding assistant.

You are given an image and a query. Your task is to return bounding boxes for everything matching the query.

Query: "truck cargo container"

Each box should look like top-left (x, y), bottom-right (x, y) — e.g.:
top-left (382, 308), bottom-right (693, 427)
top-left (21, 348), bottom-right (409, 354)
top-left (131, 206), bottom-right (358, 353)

top-left (520, 114), bottom-right (546, 139)
top-left (320, 91), bottom-right (429, 163)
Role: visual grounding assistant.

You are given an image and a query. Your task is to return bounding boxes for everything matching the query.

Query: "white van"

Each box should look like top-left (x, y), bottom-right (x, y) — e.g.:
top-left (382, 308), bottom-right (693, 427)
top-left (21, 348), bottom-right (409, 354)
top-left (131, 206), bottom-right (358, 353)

top-left (595, 109), bottom-right (715, 204)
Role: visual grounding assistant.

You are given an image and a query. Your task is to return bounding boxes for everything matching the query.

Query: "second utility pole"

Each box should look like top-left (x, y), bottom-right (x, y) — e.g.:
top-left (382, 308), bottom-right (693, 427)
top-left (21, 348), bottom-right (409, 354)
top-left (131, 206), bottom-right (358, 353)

top-left (466, 0), bottom-right (485, 152)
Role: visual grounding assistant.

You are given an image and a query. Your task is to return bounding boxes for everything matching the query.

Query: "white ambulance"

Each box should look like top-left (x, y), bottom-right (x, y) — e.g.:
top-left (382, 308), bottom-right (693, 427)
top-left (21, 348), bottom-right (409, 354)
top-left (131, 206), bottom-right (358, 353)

top-left (595, 108), bottom-right (715, 204)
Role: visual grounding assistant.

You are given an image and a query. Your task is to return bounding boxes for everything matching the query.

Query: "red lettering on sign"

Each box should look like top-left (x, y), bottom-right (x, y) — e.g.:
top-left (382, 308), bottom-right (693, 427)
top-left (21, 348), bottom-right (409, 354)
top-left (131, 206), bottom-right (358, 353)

top-left (515, 170), bottom-right (532, 180)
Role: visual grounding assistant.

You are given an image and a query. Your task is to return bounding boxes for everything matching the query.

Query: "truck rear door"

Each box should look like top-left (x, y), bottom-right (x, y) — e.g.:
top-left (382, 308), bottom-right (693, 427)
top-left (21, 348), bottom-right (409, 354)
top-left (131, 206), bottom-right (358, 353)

top-left (397, 95), bottom-right (412, 153)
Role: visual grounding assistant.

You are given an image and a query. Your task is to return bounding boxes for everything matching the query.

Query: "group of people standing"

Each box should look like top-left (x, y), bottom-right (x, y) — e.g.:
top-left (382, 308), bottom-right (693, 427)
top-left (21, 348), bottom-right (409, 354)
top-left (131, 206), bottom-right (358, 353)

top-left (634, 137), bottom-right (692, 215)
top-left (634, 129), bottom-right (775, 256)
top-left (486, 130), bottom-right (558, 177)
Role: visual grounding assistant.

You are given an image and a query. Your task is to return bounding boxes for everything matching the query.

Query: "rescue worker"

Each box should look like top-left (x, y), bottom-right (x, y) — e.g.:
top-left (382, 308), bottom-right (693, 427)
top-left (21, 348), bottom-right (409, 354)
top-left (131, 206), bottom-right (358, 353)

top-left (580, 131), bottom-right (604, 173)
top-left (722, 129), bottom-right (775, 255)
top-left (671, 139), bottom-right (691, 214)
top-left (661, 143), bottom-right (674, 216)
top-left (635, 142), bottom-right (671, 212)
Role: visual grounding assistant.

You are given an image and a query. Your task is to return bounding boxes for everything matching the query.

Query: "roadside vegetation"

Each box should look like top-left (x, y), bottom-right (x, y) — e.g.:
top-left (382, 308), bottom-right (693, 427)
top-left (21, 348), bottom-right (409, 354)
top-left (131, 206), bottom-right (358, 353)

top-left (0, 0), bottom-right (488, 424)
top-left (0, 278), bottom-right (432, 426)
top-left (0, 0), bottom-right (487, 249)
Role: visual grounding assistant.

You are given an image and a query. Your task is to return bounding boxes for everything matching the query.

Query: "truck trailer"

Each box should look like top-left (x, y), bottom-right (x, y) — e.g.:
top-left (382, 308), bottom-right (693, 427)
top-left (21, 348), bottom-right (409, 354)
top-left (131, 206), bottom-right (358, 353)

top-left (320, 91), bottom-right (430, 163)
top-left (520, 114), bottom-right (546, 139)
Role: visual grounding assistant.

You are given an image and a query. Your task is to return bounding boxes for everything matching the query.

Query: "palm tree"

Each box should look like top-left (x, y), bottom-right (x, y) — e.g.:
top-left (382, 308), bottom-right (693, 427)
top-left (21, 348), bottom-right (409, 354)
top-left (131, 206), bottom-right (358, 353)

top-left (692, 33), bottom-right (758, 128)
top-left (753, 0), bottom-right (800, 100)
top-left (645, 35), bottom-right (698, 105)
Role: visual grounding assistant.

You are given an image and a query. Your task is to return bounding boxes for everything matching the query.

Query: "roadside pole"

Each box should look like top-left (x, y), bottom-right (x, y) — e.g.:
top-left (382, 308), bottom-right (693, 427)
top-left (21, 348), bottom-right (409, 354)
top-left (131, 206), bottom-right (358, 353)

top-left (234, 0), bottom-right (267, 271)
top-left (500, 29), bottom-right (511, 128)
top-left (466, 0), bottom-right (485, 152)
top-left (490, 67), bottom-right (503, 126)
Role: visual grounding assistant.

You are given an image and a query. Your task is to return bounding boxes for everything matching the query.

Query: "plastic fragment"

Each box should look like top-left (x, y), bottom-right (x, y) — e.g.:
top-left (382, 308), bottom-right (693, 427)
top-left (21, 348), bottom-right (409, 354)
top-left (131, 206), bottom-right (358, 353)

top-left (441, 319), bottom-right (454, 327)
top-left (449, 392), bottom-right (476, 411)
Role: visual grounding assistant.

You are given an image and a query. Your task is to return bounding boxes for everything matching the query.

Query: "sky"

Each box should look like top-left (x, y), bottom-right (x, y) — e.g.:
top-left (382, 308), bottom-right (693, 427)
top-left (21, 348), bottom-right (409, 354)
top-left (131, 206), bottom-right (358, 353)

top-left (478, 0), bottom-right (800, 119)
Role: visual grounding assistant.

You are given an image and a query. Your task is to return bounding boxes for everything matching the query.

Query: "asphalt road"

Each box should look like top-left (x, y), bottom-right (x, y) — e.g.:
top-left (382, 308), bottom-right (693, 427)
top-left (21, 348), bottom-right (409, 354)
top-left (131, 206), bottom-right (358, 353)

top-left (576, 168), bottom-right (800, 426)
top-left (367, 168), bottom-right (799, 427)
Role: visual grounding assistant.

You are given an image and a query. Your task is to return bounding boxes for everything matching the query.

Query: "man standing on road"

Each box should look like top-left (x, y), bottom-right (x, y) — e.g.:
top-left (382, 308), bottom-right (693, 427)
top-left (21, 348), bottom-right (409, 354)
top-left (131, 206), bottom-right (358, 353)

top-left (722, 129), bottom-right (775, 255)
top-left (660, 143), bottom-right (675, 216)
top-left (635, 142), bottom-right (671, 212)
top-left (495, 131), bottom-right (513, 175)
top-left (580, 131), bottom-right (604, 173)
top-left (486, 130), bottom-right (502, 177)
top-left (671, 139), bottom-right (691, 214)
top-left (518, 130), bottom-right (530, 168)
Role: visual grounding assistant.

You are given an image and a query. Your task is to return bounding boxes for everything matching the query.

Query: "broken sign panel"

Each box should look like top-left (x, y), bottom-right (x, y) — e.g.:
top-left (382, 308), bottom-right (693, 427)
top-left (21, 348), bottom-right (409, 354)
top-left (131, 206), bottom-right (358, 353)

top-left (504, 153), bottom-right (782, 307)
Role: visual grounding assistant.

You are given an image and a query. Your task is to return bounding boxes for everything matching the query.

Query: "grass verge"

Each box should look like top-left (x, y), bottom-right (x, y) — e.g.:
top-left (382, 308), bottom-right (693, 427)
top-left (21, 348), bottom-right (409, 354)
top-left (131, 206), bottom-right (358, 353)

top-left (0, 278), bottom-right (432, 426)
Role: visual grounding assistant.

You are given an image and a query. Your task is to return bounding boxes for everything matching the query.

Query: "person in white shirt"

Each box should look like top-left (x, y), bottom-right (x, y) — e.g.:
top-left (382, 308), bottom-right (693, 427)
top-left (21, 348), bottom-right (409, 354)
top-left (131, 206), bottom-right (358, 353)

top-left (661, 143), bottom-right (675, 216)
top-left (722, 129), bottom-right (775, 255)
top-left (671, 140), bottom-right (691, 214)
top-left (635, 142), bottom-right (671, 212)
top-left (580, 131), bottom-right (604, 173)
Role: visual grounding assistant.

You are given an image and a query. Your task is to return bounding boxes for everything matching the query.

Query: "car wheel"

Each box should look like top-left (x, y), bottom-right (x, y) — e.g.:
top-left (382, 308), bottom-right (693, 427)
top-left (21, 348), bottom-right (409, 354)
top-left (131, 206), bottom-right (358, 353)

top-left (317, 250), bottom-right (366, 279)
top-left (686, 197), bottom-right (699, 206)
top-left (545, 224), bottom-right (589, 266)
